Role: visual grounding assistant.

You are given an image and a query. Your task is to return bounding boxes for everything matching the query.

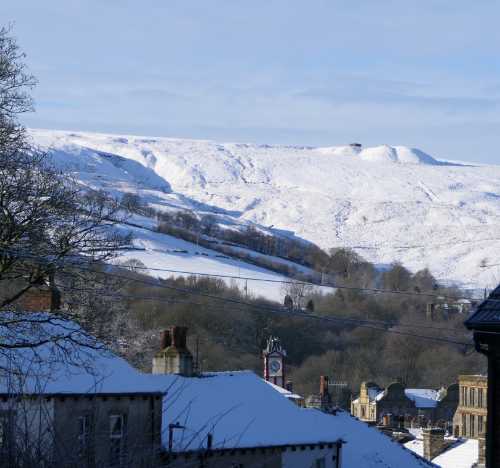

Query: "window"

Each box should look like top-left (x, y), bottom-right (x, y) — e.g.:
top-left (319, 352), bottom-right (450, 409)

top-left (109, 414), bottom-right (127, 466)
top-left (479, 415), bottom-right (484, 435)
top-left (478, 388), bottom-right (483, 408)
top-left (471, 414), bottom-right (475, 437)
top-left (462, 414), bottom-right (467, 437)
top-left (77, 415), bottom-right (92, 459)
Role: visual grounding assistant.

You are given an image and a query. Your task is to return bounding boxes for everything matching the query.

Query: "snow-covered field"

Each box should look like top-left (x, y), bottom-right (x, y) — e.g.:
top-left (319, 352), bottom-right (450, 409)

top-left (113, 222), bottom-right (330, 302)
top-left (31, 129), bottom-right (500, 291)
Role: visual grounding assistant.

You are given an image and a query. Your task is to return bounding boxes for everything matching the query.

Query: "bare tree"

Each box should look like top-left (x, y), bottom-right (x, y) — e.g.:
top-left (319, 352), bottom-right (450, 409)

top-left (0, 26), bottom-right (36, 156)
top-left (280, 281), bottom-right (314, 310)
top-left (0, 26), bottom-right (131, 352)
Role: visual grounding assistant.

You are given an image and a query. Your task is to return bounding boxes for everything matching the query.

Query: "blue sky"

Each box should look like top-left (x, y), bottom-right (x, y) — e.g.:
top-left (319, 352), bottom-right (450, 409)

top-left (2, 0), bottom-right (500, 164)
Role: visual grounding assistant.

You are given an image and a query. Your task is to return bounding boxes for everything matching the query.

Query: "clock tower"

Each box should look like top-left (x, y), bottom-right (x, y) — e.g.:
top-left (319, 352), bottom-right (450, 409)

top-left (263, 336), bottom-right (287, 388)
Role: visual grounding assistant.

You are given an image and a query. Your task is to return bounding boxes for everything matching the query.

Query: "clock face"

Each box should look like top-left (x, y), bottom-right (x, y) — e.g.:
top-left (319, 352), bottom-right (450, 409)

top-left (269, 359), bottom-right (282, 376)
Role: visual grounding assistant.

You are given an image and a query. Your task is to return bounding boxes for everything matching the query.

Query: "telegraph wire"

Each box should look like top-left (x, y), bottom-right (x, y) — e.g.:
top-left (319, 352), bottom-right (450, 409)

top-left (55, 283), bottom-right (467, 335)
top-left (111, 262), bottom-right (481, 303)
top-left (0, 248), bottom-right (474, 347)
top-left (0, 246), bottom-right (482, 302)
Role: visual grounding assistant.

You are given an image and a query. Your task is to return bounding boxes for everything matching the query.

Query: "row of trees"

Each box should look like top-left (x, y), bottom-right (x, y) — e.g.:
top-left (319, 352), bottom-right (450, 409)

top-left (95, 262), bottom-right (484, 402)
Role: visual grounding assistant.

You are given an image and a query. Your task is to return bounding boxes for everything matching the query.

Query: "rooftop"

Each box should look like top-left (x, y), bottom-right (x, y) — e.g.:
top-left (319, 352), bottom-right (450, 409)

top-left (405, 433), bottom-right (478, 468)
top-left (465, 284), bottom-right (500, 331)
top-left (0, 314), bottom-right (433, 467)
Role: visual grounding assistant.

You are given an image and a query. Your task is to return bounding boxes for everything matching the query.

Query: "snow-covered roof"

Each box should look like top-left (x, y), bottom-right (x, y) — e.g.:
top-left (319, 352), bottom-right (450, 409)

top-left (369, 387), bottom-right (383, 400)
top-left (0, 313), bottom-right (165, 395)
top-left (405, 436), bottom-right (478, 468)
top-left (1, 314), bottom-right (432, 467)
top-left (265, 380), bottom-right (303, 400)
top-left (156, 370), bottom-right (433, 467)
top-left (405, 389), bottom-right (440, 408)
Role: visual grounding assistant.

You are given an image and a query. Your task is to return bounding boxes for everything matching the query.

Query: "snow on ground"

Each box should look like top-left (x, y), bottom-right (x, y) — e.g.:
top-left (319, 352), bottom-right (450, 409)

top-left (30, 129), bottom-right (500, 291)
top-left (113, 223), bottom-right (332, 302)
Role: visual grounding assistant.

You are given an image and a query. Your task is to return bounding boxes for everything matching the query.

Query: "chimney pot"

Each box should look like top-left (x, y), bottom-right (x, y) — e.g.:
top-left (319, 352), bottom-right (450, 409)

top-left (160, 330), bottom-right (171, 350)
top-left (320, 375), bottom-right (329, 397)
top-left (171, 326), bottom-right (188, 349)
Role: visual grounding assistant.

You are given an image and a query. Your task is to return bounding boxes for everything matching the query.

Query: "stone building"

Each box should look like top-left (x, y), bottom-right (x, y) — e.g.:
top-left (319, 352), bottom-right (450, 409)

top-left (452, 374), bottom-right (487, 439)
top-left (0, 392), bottom-right (163, 468)
top-left (0, 314), bottom-right (165, 468)
top-left (351, 381), bottom-right (458, 428)
top-left (152, 327), bottom-right (435, 468)
top-left (465, 284), bottom-right (500, 467)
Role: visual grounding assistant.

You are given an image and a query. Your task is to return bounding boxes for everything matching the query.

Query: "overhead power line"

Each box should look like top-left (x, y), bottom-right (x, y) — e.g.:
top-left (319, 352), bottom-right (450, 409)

top-left (112, 262), bottom-right (480, 303)
top-left (0, 247), bottom-right (476, 346)
top-left (0, 246), bottom-right (482, 302)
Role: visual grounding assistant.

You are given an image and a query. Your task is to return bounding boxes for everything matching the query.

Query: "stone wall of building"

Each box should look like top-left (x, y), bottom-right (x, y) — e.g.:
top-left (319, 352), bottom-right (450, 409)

top-left (453, 375), bottom-right (487, 439)
top-left (53, 394), bottom-right (163, 467)
top-left (0, 393), bottom-right (163, 468)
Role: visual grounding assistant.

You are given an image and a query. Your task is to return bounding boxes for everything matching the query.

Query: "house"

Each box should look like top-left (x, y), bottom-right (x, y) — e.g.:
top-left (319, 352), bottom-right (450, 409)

top-left (151, 326), bottom-right (435, 468)
top-left (1, 315), bottom-right (436, 468)
top-left (464, 284), bottom-right (500, 467)
top-left (452, 374), bottom-right (487, 438)
top-left (405, 428), bottom-right (479, 468)
top-left (0, 313), bottom-right (165, 468)
top-left (351, 381), bottom-right (458, 429)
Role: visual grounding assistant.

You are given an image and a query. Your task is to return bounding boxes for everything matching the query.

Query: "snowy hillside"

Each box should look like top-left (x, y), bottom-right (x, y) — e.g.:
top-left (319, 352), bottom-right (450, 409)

top-left (30, 129), bottom-right (500, 291)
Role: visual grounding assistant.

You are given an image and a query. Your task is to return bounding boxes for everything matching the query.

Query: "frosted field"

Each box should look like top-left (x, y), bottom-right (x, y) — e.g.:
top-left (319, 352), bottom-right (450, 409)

top-left (31, 129), bottom-right (500, 291)
top-left (112, 223), bottom-right (331, 302)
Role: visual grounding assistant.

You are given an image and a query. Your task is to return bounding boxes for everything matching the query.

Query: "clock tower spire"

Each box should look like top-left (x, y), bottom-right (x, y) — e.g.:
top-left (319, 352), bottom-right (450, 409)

top-left (263, 336), bottom-right (286, 388)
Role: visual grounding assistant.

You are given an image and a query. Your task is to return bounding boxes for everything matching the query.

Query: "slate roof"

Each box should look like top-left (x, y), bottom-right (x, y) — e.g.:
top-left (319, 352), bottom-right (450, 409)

top-left (465, 284), bottom-right (500, 331)
top-left (0, 313), bottom-right (434, 467)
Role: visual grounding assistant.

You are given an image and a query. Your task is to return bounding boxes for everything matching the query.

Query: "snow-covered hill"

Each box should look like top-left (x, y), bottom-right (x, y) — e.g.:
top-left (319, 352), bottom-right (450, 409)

top-left (30, 129), bottom-right (500, 291)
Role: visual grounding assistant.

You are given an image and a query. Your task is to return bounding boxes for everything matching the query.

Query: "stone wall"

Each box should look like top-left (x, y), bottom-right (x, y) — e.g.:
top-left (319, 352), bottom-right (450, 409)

top-left (53, 394), bottom-right (163, 467)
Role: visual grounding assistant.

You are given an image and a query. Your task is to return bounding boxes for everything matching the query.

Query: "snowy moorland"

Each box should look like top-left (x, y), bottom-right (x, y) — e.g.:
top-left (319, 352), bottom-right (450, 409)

top-left (31, 129), bottom-right (500, 293)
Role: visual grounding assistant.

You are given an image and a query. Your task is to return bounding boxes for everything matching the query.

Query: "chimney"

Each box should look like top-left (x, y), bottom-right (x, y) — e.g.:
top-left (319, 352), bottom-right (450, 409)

top-left (171, 326), bottom-right (187, 348)
top-left (16, 287), bottom-right (61, 312)
top-left (152, 326), bottom-right (194, 376)
top-left (320, 375), bottom-right (329, 397)
top-left (382, 414), bottom-right (392, 427)
top-left (423, 428), bottom-right (445, 461)
top-left (160, 329), bottom-right (172, 350)
top-left (478, 433), bottom-right (486, 467)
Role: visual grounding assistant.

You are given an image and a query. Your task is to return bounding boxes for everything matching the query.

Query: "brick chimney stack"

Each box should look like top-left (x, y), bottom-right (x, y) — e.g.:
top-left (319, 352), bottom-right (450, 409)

top-left (16, 286), bottom-right (61, 312)
top-left (152, 326), bottom-right (194, 376)
top-left (423, 428), bottom-right (445, 461)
